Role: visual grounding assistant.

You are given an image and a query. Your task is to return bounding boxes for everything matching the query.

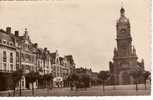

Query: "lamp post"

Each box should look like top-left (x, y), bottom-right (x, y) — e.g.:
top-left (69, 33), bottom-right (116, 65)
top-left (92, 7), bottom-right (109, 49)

top-left (19, 45), bottom-right (22, 96)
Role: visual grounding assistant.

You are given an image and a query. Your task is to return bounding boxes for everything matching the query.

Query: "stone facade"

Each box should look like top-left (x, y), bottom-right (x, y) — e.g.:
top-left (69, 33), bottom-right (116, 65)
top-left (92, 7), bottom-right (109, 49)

top-left (109, 7), bottom-right (145, 85)
top-left (14, 28), bottom-right (38, 89)
top-left (50, 51), bottom-right (75, 87)
top-left (0, 27), bottom-right (16, 73)
top-left (64, 55), bottom-right (75, 75)
top-left (0, 27), bottom-right (17, 90)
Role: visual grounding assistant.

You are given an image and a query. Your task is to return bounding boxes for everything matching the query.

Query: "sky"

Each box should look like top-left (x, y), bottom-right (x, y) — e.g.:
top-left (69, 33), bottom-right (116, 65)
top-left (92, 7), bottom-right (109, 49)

top-left (0, 0), bottom-right (151, 72)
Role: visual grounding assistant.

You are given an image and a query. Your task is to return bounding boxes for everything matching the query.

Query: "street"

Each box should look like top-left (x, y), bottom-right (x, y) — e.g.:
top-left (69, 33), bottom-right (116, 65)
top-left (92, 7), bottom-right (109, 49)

top-left (0, 84), bottom-right (151, 96)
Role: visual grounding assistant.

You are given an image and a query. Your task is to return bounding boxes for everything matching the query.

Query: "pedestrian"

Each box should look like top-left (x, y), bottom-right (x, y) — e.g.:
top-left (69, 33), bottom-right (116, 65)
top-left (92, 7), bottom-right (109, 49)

top-left (75, 81), bottom-right (79, 91)
top-left (8, 87), bottom-right (11, 96)
top-left (70, 81), bottom-right (73, 91)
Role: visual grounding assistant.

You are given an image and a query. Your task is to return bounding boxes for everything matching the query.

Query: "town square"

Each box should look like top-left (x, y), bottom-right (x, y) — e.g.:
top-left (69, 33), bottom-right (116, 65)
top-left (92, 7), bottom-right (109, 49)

top-left (0, 0), bottom-right (151, 97)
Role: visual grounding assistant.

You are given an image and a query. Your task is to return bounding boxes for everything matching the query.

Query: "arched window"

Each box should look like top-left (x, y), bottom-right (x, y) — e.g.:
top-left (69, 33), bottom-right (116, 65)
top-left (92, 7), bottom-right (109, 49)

top-left (3, 40), bottom-right (6, 44)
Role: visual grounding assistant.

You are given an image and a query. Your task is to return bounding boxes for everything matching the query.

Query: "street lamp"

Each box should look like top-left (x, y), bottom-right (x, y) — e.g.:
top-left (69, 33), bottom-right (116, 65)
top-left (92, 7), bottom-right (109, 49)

top-left (19, 45), bottom-right (22, 96)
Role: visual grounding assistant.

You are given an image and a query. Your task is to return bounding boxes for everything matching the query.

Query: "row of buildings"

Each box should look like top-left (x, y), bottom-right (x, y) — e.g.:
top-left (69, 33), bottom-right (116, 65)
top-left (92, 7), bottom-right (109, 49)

top-left (0, 27), bottom-right (75, 90)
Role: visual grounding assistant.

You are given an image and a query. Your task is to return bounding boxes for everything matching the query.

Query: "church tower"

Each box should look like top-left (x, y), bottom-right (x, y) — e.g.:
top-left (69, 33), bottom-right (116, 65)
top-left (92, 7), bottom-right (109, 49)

top-left (114, 7), bottom-right (138, 67)
top-left (116, 7), bottom-right (132, 57)
top-left (109, 7), bottom-right (144, 85)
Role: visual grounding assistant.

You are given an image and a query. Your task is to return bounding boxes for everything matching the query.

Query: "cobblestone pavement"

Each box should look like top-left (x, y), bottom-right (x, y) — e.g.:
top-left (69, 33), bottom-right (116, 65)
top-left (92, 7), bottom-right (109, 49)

top-left (0, 84), bottom-right (151, 96)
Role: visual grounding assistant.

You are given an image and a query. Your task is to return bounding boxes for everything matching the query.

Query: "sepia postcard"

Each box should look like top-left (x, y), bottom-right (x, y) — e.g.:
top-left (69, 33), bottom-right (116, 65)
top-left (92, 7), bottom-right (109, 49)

top-left (0, 0), bottom-right (151, 97)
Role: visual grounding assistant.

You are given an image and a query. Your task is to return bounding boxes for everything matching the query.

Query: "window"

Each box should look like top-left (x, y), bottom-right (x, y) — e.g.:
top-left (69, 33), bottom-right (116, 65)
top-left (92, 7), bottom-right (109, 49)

top-left (10, 53), bottom-right (13, 63)
top-left (28, 45), bottom-right (30, 49)
top-left (3, 40), bottom-right (6, 44)
top-left (10, 64), bottom-right (13, 72)
top-left (16, 52), bottom-right (19, 62)
top-left (22, 81), bottom-right (24, 87)
top-left (36, 81), bottom-right (38, 86)
top-left (21, 53), bottom-right (25, 61)
top-left (0, 39), bottom-right (1, 43)
top-left (10, 42), bottom-right (13, 46)
top-left (3, 51), bottom-right (7, 62)
top-left (38, 61), bottom-right (40, 67)
top-left (7, 42), bottom-right (9, 45)
top-left (16, 64), bottom-right (19, 70)
top-left (3, 63), bottom-right (6, 71)
top-left (16, 82), bottom-right (19, 87)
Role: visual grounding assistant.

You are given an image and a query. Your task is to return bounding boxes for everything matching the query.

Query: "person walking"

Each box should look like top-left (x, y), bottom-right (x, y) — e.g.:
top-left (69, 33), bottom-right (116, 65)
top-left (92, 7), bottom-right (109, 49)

top-left (70, 81), bottom-right (74, 91)
top-left (8, 87), bottom-right (11, 96)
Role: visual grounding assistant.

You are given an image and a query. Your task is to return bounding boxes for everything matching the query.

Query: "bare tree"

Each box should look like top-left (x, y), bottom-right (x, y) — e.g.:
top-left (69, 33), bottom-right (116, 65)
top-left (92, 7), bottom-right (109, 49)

top-left (130, 69), bottom-right (142, 91)
top-left (11, 69), bottom-right (23, 96)
top-left (26, 71), bottom-right (39, 96)
top-left (142, 71), bottom-right (151, 90)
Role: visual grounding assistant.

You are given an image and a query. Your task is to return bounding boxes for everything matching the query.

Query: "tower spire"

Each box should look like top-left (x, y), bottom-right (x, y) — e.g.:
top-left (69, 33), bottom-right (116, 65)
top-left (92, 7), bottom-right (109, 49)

top-left (120, 1), bottom-right (125, 17)
top-left (121, 0), bottom-right (124, 8)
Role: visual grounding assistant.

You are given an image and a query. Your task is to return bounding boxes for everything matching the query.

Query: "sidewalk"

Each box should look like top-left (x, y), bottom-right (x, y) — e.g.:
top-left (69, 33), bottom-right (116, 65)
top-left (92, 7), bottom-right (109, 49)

top-left (0, 84), bottom-right (151, 96)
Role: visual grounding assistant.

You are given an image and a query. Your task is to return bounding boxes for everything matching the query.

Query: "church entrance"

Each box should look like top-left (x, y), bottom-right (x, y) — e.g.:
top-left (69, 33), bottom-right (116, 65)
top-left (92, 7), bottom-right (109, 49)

top-left (119, 71), bottom-right (131, 85)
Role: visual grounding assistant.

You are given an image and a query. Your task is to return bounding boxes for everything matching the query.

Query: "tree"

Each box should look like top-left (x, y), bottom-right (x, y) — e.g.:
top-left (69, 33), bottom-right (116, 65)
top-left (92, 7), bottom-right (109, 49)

top-left (11, 69), bottom-right (23, 96)
top-left (79, 73), bottom-right (90, 89)
top-left (43, 73), bottom-right (53, 89)
top-left (48, 73), bottom-right (53, 89)
top-left (130, 69), bottom-right (143, 91)
top-left (110, 74), bottom-right (116, 90)
top-left (26, 71), bottom-right (39, 96)
top-left (71, 73), bottom-right (79, 82)
top-left (98, 71), bottom-right (110, 91)
top-left (142, 71), bottom-right (151, 90)
top-left (68, 73), bottom-right (79, 90)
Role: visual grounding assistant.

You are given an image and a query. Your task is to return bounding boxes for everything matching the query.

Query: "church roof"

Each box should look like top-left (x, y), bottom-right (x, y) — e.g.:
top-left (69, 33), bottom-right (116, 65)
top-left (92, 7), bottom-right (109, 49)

top-left (0, 29), bottom-right (14, 42)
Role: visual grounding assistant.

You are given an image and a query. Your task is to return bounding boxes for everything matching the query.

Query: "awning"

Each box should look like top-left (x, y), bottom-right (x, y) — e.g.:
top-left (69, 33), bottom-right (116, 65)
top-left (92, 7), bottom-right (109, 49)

top-left (53, 77), bottom-right (63, 82)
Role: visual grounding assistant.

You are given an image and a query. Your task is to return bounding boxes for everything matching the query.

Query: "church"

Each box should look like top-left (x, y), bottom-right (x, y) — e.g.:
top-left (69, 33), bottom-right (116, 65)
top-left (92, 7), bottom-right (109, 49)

top-left (109, 7), bottom-right (145, 85)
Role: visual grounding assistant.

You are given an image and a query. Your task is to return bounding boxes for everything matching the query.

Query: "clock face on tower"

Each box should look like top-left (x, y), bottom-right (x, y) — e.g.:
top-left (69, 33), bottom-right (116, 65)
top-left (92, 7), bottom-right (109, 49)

top-left (120, 29), bottom-right (126, 34)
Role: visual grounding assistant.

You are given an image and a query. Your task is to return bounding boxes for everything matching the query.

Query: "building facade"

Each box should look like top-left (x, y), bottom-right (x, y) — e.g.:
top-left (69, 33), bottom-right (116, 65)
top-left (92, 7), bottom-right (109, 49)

top-left (14, 28), bottom-right (38, 89)
top-left (0, 27), bottom-right (16, 73)
top-left (64, 55), bottom-right (75, 75)
top-left (0, 27), bottom-right (17, 90)
top-left (109, 7), bottom-right (145, 85)
top-left (50, 51), bottom-right (75, 87)
top-left (0, 27), bottom-right (75, 90)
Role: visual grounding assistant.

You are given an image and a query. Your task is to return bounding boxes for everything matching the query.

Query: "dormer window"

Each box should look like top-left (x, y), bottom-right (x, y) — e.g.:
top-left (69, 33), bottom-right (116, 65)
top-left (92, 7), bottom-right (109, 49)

top-left (3, 40), bottom-right (6, 44)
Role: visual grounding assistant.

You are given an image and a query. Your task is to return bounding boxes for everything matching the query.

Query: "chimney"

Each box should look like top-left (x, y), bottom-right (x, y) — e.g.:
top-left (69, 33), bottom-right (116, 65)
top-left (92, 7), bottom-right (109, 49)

top-left (44, 48), bottom-right (47, 51)
top-left (14, 30), bottom-right (19, 37)
top-left (34, 43), bottom-right (38, 48)
top-left (6, 27), bottom-right (11, 34)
